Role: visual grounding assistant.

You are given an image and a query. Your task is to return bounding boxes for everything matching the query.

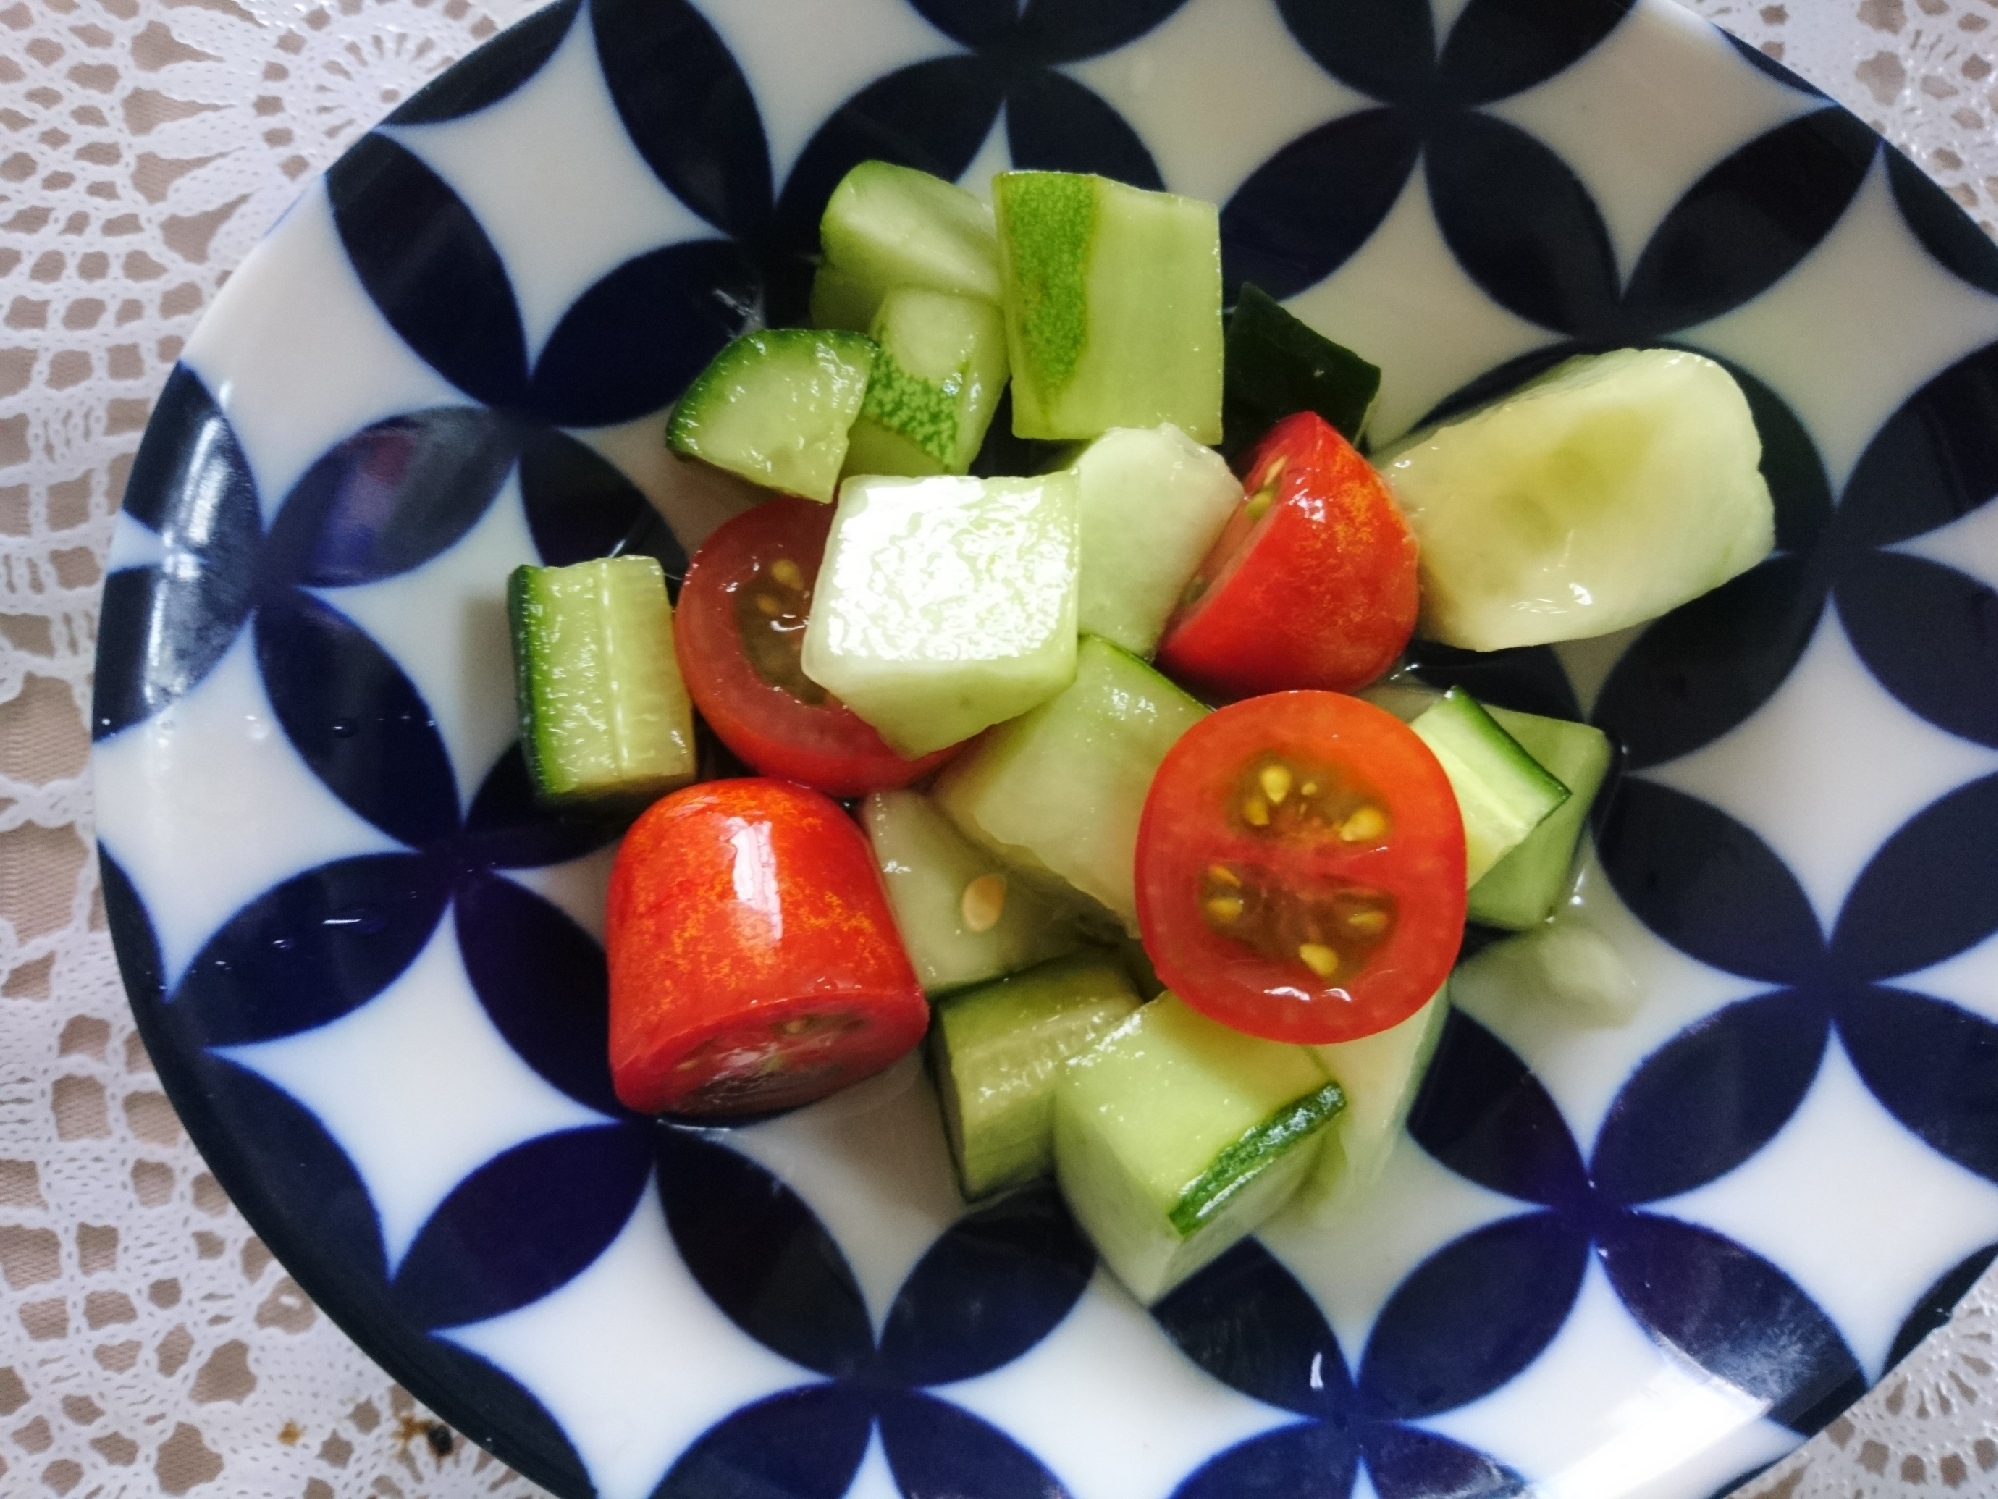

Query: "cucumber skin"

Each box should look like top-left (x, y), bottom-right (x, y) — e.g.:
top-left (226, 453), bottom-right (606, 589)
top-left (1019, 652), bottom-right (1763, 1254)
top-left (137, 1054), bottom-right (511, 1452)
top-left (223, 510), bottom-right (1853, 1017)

top-left (1410, 687), bottom-right (1569, 886)
top-left (1466, 708), bottom-right (1614, 930)
top-left (931, 953), bottom-right (1141, 1200)
top-left (1170, 1080), bottom-right (1344, 1235)
top-left (1222, 284), bottom-right (1380, 458)
top-left (666, 329), bottom-right (878, 504)
top-left (507, 560), bottom-right (695, 809)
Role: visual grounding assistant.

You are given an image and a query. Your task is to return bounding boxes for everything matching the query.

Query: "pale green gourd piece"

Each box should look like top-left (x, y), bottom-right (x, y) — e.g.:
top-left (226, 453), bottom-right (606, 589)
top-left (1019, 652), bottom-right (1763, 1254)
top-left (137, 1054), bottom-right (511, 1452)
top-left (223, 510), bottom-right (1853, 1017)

top-left (799, 472), bottom-right (1080, 757)
top-left (1380, 347), bottom-right (1774, 650)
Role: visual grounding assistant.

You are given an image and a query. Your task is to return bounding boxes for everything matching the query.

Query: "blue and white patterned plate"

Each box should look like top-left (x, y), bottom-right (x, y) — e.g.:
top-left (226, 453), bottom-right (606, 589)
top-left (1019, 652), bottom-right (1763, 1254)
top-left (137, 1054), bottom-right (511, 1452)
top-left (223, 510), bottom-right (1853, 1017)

top-left (91, 1), bottom-right (1998, 1496)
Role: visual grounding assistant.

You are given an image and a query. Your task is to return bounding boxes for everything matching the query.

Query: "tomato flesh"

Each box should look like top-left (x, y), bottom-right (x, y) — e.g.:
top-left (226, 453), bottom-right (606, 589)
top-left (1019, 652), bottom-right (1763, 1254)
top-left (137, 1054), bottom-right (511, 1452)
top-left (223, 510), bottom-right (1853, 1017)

top-left (1157, 412), bottom-right (1418, 700)
top-left (676, 497), bottom-right (960, 796)
top-left (1136, 692), bottom-right (1464, 1044)
top-left (606, 778), bottom-right (928, 1115)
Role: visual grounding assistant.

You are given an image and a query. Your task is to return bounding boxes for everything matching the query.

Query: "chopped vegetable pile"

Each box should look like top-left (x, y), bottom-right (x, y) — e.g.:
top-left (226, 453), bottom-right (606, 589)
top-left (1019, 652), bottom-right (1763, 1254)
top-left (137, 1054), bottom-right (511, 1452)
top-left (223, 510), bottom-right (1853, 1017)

top-left (505, 160), bottom-right (1776, 1304)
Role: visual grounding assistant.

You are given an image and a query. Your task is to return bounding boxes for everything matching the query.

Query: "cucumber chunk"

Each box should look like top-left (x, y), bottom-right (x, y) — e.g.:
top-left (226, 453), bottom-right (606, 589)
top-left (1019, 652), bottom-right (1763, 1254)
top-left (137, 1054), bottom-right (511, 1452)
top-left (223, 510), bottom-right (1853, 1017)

top-left (1223, 283), bottom-right (1380, 457)
top-left (1069, 424), bottom-right (1241, 657)
top-left (1380, 348), bottom-right (1774, 650)
top-left (1309, 985), bottom-right (1448, 1206)
top-left (934, 636), bottom-right (1208, 933)
top-left (1467, 708), bottom-right (1614, 930)
top-left (819, 160), bottom-right (1003, 311)
top-left (800, 472), bottom-right (1080, 757)
top-left (507, 557), bottom-right (696, 806)
top-left (994, 171), bottom-right (1223, 443)
top-left (809, 262), bottom-right (880, 333)
top-left (666, 329), bottom-right (877, 503)
top-left (861, 789), bottom-right (1082, 995)
top-left (1054, 993), bottom-right (1341, 1303)
top-left (844, 288), bottom-right (1009, 478)
top-left (1456, 914), bottom-right (1641, 1028)
top-left (932, 953), bottom-right (1142, 1200)
top-left (1409, 687), bottom-right (1569, 885)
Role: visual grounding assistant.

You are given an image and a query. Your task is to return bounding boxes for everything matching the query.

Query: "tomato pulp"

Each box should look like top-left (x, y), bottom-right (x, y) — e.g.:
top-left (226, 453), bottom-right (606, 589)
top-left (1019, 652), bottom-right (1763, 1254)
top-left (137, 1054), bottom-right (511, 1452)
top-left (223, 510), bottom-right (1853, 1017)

top-left (1135, 692), bottom-right (1465, 1043)
top-left (1158, 412), bottom-right (1418, 700)
top-left (675, 497), bottom-right (960, 795)
top-left (606, 778), bottom-right (929, 1115)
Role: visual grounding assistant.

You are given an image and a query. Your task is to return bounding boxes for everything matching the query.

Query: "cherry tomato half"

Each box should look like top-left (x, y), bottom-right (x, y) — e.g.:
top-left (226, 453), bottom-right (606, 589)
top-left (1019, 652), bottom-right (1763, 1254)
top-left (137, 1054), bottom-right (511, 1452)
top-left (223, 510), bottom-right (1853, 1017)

top-left (1157, 412), bottom-right (1418, 700)
top-left (675, 497), bottom-right (960, 795)
top-left (606, 778), bottom-right (928, 1116)
top-left (1135, 692), bottom-right (1465, 1044)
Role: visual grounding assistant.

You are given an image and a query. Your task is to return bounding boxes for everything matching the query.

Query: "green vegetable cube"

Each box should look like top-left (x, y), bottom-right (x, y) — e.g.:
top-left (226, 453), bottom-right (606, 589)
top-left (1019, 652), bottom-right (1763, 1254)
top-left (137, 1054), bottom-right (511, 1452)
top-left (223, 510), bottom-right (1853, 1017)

top-left (800, 473), bottom-right (1080, 757)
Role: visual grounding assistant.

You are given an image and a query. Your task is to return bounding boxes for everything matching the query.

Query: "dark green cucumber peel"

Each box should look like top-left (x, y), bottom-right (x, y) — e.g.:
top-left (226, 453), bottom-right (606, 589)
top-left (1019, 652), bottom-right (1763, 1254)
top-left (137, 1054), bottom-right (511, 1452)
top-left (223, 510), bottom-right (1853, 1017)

top-left (1222, 284), bottom-right (1381, 457)
top-left (1167, 1079), bottom-right (1345, 1237)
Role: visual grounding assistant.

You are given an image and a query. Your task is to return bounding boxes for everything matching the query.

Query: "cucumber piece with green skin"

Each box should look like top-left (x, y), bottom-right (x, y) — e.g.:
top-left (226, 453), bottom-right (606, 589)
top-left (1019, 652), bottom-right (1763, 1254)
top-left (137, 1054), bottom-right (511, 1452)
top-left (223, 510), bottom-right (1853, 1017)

top-left (507, 557), bottom-right (696, 806)
top-left (932, 953), bottom-right (1142, 1199)
top-left (809, 262), bottom-right (881, 333)
top-left (1308, 985), bottom-right (1448, 1206)
top-left (800, 472), bottom-right (1080, 757)
top-left (1379, 348), bottom-right (1774, 650)
top-left (994, 172), bottom-right (1223, 443)
top-left (1222, 283), bottom-right (1380, 458)
top-left (934, 636), bottom-right (1209, 934)
top-left (1054, 993), bottom-right (1342, 1303)
top-left (1410, 687), bottom-right (1569, 885)
top-left (666, 329), bottom-right (876, 503)
top-left (1467, 708), bottom-right (1614, 930)
top-left (843, 288), bottom-right (1010, 478)
top-left (1069, 424), bottom-right (1240, 657)
top-left (819, 161), bottom-right (1003, 309)
top-left (861, 789), bottom-right (1083, 995)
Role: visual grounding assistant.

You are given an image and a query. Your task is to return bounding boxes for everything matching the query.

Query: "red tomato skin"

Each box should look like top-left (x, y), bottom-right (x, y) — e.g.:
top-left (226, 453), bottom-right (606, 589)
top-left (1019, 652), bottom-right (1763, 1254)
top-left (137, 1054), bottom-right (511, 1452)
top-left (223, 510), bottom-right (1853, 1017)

top-left (675, 498), bottom-right (959, 796)
top-left (1135, 692), bottom-right (1465, 1044)
top-left (606, 778), bottom-right (928, 1116)
top-left (1156, 413), bottom-right (1418, 700)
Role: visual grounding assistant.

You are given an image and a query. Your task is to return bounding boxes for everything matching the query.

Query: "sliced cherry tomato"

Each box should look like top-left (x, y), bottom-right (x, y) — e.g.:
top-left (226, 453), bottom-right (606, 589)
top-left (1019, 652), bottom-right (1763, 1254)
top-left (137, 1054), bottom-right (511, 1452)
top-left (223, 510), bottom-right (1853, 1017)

top-left (675, 497), bottom-right (960, 795)
top-left (1157, 412), bottom-right (1418, 699)
top-left (606, 778), bottom-right (928, 1116)
top-left (1135, 692), bottom-right (1464, 1044)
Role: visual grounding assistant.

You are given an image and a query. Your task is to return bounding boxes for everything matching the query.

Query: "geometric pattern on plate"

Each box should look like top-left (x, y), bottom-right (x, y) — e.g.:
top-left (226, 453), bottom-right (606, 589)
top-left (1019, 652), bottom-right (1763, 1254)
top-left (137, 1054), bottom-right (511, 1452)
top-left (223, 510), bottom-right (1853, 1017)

top-left (91, 0), bottom-right (1998, 1494)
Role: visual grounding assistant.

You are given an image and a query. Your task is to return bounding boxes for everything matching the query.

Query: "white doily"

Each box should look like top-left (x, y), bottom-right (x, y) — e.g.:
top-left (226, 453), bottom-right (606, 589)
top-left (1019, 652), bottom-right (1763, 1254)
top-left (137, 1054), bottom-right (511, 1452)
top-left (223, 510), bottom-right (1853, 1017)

top-left (1, 1), bottom-right (1993, 1494)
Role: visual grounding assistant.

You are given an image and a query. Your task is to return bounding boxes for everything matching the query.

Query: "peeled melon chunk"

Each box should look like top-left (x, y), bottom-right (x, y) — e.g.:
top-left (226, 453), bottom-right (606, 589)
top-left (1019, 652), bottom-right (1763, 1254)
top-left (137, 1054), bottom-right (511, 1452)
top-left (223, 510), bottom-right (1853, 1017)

top-left (1308, 986), bottom-right (1448, 1208)
top-left (993, 171), bottom-right (1223, 443)
top-left (819, 161), bottom-right (1003, 313)
top-left (1069, 424), bottom-right (1241, 657)
top-left (934, 636), bottom-right (1207, 933)
top-left (1380, 348), bottom-right (1774, 650)
top-left (800, 472), bottom-right (1079, 757)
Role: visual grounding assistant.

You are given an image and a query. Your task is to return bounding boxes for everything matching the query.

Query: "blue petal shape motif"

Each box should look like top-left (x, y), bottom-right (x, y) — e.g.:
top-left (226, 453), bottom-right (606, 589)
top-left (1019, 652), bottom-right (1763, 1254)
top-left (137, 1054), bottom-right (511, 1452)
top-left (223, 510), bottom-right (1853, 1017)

top-left (393, 1124), bottom-right (653, 1331)
top-left (656, 1129), bottom-right (1091, 1498)
top-left (1153, 1239), bottom-right (1526, 1499)
top-left (1394, 1011), bottom-right (1871, 1436)
top-left (93, 367), bottom-right (263, 739)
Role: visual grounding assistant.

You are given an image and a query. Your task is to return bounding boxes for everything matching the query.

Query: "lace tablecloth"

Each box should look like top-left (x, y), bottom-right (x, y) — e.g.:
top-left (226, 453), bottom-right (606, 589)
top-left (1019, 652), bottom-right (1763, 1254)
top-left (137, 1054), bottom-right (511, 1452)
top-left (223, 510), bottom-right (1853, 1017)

top-left (3, 1), bottom-right (1995, 1494)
